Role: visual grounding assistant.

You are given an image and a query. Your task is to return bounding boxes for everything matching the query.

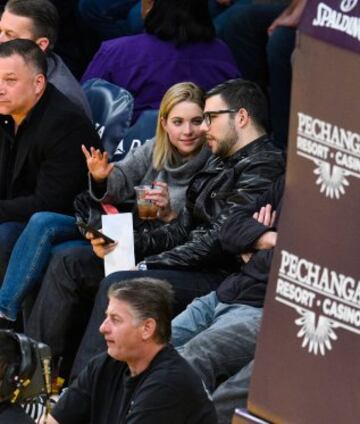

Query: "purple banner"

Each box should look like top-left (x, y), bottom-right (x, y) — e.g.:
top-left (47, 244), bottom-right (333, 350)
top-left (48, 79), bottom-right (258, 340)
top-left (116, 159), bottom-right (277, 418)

top-left (300, 0), bottom-right (360, 54)
top-left (247, 32), bottom-right (360, 424)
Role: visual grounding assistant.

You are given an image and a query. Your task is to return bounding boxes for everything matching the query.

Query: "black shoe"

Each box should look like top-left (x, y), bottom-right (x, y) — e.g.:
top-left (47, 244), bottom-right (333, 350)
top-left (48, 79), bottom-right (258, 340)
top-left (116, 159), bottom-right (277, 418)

top-left (0, 316), bottom-right (14, 329)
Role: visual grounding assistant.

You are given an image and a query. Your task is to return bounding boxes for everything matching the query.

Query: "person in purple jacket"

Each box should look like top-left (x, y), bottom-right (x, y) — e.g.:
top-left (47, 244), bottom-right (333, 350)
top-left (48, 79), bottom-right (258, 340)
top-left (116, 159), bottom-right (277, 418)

top-left (81, 0), bottom-right (240, 122)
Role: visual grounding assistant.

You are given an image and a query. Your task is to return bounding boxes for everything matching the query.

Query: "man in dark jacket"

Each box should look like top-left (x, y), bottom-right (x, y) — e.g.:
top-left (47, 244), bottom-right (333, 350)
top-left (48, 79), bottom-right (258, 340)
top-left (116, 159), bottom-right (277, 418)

top-left (0, 0), bottom-right (92, 118)
top-left (172, 176), bottom-right (284, 423)
top-left (26, 78), bottom-right (284, 378)
top-left (0, 39), bottom-right (100, 288)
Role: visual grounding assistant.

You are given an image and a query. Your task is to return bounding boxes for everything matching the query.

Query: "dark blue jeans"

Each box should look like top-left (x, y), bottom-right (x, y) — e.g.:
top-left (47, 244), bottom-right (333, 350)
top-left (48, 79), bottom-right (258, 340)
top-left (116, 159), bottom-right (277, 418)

top-left (0, 213), bottom-right (85, 321)
top-left (70, 269), bottom-right (224, 379)
top-left (172, 292), bottom-right (262, 423)
top-left (222, 4), bottom-right (294, 148)
top-left (209, 0), bottom-right (252, 36)
top-left (267, 26), bottom-right (296, 149)
top-left (78, 0), bottom-right (142, 39)
top-left (222, 4), bottom-right (285, 83)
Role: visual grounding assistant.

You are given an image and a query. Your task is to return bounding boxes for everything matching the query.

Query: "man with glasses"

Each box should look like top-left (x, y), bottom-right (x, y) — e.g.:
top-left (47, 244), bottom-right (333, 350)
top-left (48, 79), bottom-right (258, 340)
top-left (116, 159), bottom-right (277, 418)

top-left (172, 176), bottom-right (284, 423)
top-left (26, 78), bottom-right (285, 382)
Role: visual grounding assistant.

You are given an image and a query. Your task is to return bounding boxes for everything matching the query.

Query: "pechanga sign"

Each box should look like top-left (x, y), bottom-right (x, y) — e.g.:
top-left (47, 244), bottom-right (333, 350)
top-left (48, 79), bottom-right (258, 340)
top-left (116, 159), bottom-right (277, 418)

top-left (300, 0), bottom-right (360, 53)
top-left (296, 112), bottom-right (360, 199)
top-left (275, 249), bottom-right (360, 356)
top-left (246, 6), bottom-right (360, 422)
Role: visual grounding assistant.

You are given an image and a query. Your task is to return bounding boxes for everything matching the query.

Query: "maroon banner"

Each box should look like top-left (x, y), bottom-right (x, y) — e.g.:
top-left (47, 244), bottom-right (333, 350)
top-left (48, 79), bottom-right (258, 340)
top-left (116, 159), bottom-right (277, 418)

top-left (300, 0), bottom-right (360, 53)
top-left (247, 31), bottom-right (360, 424)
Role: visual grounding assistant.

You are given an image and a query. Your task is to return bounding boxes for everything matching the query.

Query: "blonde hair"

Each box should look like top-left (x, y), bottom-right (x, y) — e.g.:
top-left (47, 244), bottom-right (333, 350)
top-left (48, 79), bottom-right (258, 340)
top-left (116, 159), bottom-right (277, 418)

top-left (153, 82), bottom-right (205, 170)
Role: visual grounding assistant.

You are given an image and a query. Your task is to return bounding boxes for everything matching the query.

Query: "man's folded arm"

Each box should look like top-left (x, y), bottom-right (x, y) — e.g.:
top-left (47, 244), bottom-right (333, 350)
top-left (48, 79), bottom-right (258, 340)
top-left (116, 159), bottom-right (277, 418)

top-left (220, 176), bottom-right (284, 253)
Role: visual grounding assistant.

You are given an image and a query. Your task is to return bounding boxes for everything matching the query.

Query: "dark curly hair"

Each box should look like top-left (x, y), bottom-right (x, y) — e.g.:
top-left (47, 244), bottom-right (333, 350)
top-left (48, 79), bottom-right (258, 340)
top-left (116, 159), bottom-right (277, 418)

top-left (145, 0), bottom-right (215, 45)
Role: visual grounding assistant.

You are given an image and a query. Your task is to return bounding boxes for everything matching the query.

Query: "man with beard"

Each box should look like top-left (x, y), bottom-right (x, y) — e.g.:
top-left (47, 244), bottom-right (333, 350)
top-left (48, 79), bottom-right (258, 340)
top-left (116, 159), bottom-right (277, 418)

top-left (26, 78), bottom-right (285, 379)
top-left (172, 176), bottom-right (284, 422)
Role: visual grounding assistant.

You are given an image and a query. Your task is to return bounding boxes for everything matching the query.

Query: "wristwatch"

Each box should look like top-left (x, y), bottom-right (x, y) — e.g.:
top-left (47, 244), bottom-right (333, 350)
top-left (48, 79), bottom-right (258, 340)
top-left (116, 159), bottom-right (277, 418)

top-left (138, 262), bottom-right (148, 271)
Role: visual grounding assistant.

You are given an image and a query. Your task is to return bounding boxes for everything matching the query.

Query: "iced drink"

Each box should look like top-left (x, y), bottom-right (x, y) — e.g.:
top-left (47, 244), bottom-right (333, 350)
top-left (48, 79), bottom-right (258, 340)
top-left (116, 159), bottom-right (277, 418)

top-left (134, 185), bottom-right (159, 220)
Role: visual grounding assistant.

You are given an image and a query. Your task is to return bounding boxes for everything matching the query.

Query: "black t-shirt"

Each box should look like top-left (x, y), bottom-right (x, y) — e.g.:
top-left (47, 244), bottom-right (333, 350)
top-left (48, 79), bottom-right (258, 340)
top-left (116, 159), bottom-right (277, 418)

top-left (52, 345), bottom-right (217, 424)
top-left (216, 249), bottom-right (273, 306)
top-left (0, 402), bottom-right (35, 424)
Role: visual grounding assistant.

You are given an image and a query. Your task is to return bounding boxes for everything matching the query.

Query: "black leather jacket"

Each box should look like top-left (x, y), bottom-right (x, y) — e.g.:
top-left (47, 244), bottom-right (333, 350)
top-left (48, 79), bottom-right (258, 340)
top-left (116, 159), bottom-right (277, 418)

top-left (135, 135), bottom-right (285, 274)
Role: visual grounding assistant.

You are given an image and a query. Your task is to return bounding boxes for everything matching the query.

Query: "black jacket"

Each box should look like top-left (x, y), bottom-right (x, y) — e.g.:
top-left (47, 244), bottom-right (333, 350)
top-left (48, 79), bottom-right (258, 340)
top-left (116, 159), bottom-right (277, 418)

top-left (217, 176), bottom-right (285, 306)
top-left (137, 135), bottom-right (285, 274)
top-left (0, 83), bottom-right (101, 222)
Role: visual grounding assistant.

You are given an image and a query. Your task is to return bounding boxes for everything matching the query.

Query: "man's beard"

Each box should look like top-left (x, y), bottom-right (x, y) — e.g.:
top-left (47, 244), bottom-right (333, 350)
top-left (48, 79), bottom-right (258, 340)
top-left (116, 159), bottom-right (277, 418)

top-left (214, 122), bottom-right (238, 159)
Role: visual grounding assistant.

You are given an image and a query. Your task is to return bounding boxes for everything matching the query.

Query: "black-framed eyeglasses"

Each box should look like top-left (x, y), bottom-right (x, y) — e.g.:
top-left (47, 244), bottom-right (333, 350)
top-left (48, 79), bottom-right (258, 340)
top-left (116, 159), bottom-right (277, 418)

top-left (203, 109), bottom-right (237, 126)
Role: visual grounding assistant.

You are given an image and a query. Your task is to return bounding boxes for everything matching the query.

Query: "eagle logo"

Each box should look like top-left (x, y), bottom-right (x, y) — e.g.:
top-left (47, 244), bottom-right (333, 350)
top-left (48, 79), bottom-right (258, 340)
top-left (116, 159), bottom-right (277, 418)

top-left (295, 308), bottom-right (339, 355)
top-left (313, 160), bottom-right (350, 199)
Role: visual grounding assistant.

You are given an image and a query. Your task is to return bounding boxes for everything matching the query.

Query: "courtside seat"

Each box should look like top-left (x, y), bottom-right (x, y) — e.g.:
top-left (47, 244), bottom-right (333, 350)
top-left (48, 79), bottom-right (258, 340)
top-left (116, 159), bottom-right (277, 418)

top-left (112, 109), bottom-right (158, 162)
top-left (82, 78), bottom-right (134, 159)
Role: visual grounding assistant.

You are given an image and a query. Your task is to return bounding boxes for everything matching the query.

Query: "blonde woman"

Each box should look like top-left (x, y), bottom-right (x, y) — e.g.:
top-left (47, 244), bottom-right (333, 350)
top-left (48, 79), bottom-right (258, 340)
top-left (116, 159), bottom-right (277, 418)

top-left (0, 82), bottom-right (210, 328)
top-left (84, 81), bottom-right (210, 222)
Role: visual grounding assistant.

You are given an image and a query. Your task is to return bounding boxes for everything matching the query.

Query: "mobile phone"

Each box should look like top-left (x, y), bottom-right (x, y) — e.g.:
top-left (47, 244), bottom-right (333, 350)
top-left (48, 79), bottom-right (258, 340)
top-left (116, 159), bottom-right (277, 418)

top-left (78, 222), bottom-right (115, 244)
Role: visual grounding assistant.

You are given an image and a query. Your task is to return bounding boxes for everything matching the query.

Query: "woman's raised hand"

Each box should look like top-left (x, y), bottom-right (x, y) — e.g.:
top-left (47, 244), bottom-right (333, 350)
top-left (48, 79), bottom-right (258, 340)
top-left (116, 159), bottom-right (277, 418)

top-left (82, 145), bottom-right (114, 182)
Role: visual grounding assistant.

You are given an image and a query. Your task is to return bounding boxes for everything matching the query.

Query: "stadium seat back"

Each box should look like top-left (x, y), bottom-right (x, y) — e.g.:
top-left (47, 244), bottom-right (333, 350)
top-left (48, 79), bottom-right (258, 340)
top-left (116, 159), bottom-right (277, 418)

top-left (112, 109), bottom-right (158, 161)
top-left (82, 78), bottom-right (134, 158)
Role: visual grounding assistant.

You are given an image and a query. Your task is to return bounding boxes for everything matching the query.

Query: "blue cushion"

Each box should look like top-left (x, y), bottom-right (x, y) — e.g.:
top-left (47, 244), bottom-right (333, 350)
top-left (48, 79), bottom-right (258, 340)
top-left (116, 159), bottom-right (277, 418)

top-left (113, 109), bottom-right (158, 161)
top-left (82, 78), bottom-right (134, 158)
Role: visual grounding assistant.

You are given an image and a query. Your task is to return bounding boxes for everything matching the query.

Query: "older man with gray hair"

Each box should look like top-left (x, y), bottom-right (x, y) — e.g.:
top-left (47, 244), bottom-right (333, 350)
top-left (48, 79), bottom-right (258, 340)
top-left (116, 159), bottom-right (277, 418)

top-left (41, 278), bottom-right (217, 424)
